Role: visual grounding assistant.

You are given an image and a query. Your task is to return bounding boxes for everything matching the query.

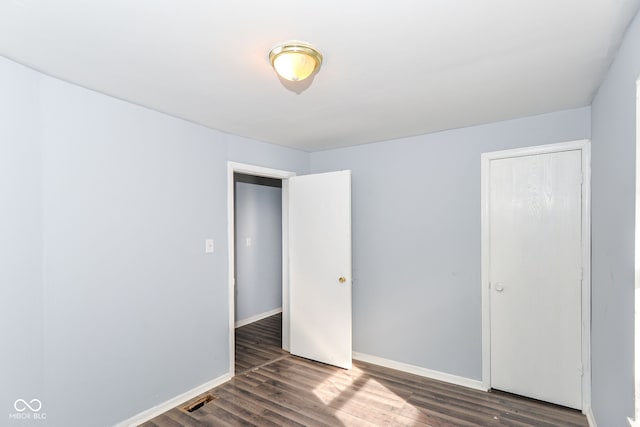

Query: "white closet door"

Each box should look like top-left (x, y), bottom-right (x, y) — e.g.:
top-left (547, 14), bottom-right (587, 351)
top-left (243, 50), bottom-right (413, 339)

top-left (489, 150), bottom-right (582, 409)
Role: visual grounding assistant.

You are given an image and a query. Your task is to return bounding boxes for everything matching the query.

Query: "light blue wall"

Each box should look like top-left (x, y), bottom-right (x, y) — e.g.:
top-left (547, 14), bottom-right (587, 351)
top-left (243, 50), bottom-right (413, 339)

top-left (590, 9), bottom-right (640, 426)
top-left (0, 55), bottom-right (44, 426)
top-left (235, 180), bottom-right (282, 322)
top-left (225, 133), bottom-right (309, 174)
top-left (1, 56), bottom-right (307, 426)
top-left (39, 74), bottom-right (229, 426)
top-left (310, 107), bottom-right (591, 380)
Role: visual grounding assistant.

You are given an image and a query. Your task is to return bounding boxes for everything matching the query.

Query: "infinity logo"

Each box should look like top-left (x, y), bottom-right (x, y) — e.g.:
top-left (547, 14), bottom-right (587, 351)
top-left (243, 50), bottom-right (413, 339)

top-left (14, 399), bottom-right (42, 412)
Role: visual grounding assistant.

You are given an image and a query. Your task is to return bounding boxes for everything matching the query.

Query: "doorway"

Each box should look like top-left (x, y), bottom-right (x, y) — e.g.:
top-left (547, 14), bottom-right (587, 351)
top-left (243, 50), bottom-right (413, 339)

top-left (233, 173), bottom-right (285, 374)
top-left (481, 140), bottom-right (591, 411)
top-left (234, 173), bottom-right (282, 327)
top-left (227, 162), bottom-right (296, 376)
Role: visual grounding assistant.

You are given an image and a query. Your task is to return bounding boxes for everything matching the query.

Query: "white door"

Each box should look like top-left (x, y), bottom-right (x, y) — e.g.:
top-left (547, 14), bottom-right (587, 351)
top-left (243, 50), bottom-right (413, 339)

top-left (289, 170), bottom-right (352, 369)
top-left (489, 150), bottom-right (582, 409)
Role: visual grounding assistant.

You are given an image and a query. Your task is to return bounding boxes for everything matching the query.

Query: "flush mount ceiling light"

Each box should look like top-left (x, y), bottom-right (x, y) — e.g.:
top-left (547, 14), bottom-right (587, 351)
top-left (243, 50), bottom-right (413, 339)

top-left (269, 41), bottom-right (323, 82)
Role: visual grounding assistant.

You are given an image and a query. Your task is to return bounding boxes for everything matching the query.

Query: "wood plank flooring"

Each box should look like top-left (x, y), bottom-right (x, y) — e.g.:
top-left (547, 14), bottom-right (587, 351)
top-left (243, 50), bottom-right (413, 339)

top-left (142, 314), bottom-right (588, 427)
top-left (235, 313), bottom-right (288, 375)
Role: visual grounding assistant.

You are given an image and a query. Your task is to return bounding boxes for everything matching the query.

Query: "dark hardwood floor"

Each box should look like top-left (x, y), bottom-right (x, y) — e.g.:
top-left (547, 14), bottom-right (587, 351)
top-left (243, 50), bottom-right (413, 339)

top-left (142, 314), bottom-right (588, 426)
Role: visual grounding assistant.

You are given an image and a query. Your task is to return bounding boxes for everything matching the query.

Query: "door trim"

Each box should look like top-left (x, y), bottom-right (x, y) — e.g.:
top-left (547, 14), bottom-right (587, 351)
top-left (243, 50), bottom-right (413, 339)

top-left (480, 139), bottom-right (591, 412)
top-left (227, 161), bottom-right (296, 377)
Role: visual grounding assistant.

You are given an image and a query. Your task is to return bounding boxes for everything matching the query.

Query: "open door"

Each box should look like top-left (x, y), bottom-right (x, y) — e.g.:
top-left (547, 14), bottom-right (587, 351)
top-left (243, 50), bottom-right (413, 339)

top-left (289, 170), bottom-right (352, 369)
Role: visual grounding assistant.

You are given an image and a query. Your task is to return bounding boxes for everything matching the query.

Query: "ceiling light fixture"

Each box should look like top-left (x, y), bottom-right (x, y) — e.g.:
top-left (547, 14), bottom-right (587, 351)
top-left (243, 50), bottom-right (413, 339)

top-left (269, 41), bottom-right (323, 82)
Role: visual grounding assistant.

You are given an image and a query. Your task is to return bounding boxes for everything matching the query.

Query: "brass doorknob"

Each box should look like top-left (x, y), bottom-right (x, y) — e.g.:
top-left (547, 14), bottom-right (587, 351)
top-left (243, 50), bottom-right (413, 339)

top-left (338, 277), bottom-right (346, 283)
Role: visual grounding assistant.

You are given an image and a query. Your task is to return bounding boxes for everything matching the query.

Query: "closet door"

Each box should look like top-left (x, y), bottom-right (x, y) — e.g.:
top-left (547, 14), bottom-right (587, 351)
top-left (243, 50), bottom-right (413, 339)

top-left (489, 150), bottom-right (583, 409)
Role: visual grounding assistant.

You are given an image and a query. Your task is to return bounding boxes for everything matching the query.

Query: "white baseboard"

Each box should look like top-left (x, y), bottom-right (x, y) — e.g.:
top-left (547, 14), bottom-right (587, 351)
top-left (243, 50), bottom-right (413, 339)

top-left (352, 352), bottom-right (487, 392)
top-left (114, 372), bottom-right (232, 427)
top-left (235, 307), bottom-right (282, 328)
top-left (586, 406), bottom-right (597, 427)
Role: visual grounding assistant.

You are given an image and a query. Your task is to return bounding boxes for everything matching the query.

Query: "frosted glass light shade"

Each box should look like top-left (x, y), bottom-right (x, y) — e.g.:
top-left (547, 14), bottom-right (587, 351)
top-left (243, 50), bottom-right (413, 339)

top-left (269, 42), bottom-right (323, 82)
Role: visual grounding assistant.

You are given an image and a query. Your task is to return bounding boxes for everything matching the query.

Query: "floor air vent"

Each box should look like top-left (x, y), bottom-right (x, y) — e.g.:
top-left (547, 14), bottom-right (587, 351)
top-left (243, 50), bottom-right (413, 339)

top-left (181, 393), bottom-right (215, 413)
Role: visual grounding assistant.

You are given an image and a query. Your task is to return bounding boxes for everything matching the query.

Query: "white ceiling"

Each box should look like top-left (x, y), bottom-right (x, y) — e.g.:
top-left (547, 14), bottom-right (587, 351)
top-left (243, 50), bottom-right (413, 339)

top-left (1, 1), bottom-right (639, 151)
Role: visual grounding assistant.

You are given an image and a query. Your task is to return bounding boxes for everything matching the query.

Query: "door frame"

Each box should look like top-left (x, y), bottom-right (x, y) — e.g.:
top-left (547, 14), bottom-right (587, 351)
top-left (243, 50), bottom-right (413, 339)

top-left (480, 139), bottom-right (591, 411)
top-left (227, 161), bottom-right (296, 376)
